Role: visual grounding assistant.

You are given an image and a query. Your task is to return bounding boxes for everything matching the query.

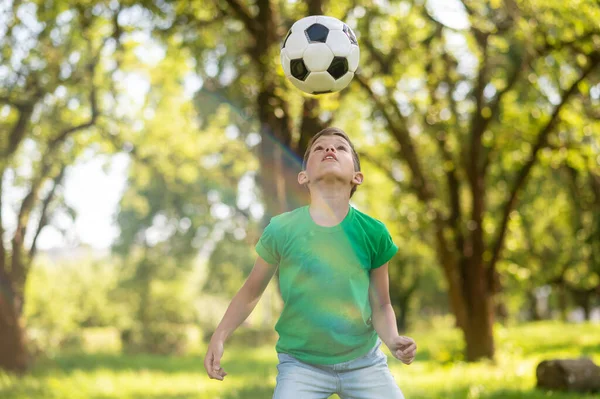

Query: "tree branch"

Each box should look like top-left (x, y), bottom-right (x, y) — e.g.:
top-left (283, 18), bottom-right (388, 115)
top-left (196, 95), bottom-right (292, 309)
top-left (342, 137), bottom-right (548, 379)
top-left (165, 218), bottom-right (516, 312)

top-left (464, 32), bottom-right (490, 274)
top-left (0, 168), bottom-right (6, 277)
top-left (356, 74), bottom-right (434, 203)
top-left (537, 30), bottom-right (599, 55)
top-left (4, 102), bottom-right (35, 158)
top-left (487, 54), bottom-right (600, 289)
top-left (358, 151), bottom-right (414, 195)
top-left (421, 35), bottom-right (464, 254)
top-left (436, 132), bottom-right (464, 245)
top-left (9, 48), bottom-right (102, 293)
top-left (47, 61), bottom-right (100, 150)
top-left (467, 30), bottom-right (489, 180)
top-left (340, 0), bottom-right (358, 24)
top-left (458, 0), bottom-right (475, 17)
top-left (422, 5), bottom-right (465, 32)
top-left (221, 0), bottom-right (260, 37)
top-left (29, 166), bottom-right (66, 261)
top-left (10, 161), bottom-right (52, 290)
top-left (362, 11), bottom-right (411, 75)
top-left (482, 47), bottom-right (528, 174)
top-left (362, 36), bottom-right (391, 74)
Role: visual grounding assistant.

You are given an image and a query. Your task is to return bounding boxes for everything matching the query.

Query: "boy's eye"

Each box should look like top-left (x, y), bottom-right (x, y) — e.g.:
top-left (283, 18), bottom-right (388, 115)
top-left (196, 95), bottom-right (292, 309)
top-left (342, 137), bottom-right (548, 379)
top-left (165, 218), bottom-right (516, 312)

top-left (337, 146), bottom-right (347, 151)
top-left (314, 146), bottom-right (323, 151)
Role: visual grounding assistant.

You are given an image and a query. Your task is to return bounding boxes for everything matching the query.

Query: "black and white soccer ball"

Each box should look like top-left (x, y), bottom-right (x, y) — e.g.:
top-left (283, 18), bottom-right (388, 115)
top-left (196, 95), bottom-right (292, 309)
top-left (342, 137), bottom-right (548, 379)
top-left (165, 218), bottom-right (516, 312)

top-left (280, 15), bottom-right (359, 95)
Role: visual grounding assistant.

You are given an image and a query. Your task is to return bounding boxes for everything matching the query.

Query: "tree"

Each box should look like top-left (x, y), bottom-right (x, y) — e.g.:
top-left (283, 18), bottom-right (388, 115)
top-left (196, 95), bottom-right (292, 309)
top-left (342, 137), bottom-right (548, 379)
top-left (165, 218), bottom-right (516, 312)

top-left (355, 0), bottom-right (600, 360)
top-left (0, 0), bottom-right (159, 371)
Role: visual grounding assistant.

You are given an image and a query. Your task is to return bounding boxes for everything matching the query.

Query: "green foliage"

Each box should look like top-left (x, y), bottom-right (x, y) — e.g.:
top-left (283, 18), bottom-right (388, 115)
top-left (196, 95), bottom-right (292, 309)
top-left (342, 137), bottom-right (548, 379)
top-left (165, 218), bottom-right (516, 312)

top-left (111, 252), bottom-right (203, 354)
top-left (24, 253), bottom-right (120, 355)
top-left (120, 323), bottom-right (190, 356)
top-left (108, 44), bottom-right (261, 352)
top-left (204, 232), bottom-right (256, 297)
top-left (24, 252), bottom-right (203, 356)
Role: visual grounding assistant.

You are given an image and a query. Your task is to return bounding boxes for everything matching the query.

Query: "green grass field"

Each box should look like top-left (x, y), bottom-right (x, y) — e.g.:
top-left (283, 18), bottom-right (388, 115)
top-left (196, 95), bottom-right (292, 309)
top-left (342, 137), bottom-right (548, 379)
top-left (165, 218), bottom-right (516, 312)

top-left (1, 321), bottom-right (599, 399)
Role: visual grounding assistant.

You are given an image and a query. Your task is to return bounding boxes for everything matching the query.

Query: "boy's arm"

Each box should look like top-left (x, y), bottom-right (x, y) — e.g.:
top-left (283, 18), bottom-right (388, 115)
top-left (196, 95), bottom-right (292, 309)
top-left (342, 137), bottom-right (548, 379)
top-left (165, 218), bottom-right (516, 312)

top-left (369, 263), bottom-right (417, 365)
top-left (369, 263), bottom-right (399, 346)
top-left (204, 256), bottom-right (278, 380)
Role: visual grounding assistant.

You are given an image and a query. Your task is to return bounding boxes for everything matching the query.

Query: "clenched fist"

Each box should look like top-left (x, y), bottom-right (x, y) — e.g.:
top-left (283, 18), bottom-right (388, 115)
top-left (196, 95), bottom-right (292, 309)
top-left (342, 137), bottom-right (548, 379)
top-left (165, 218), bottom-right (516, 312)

top-left (387, 335), bottom-right (417, 365)
top-left (203, 339), bottom-right (228, 381)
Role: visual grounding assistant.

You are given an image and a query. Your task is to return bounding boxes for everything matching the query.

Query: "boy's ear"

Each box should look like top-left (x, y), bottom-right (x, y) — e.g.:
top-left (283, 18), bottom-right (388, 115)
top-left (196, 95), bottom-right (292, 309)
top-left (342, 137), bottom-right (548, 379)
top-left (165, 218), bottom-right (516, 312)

top-left (352, 171), bottom-right (364, 186)
top-left (298, 170), bottom-right (309, 185)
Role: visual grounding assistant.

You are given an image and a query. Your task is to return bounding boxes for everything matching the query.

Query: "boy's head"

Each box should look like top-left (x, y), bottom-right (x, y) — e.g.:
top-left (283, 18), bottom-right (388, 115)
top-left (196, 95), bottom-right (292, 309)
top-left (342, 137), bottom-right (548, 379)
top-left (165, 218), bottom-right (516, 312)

top-left (298, 127), bottom-right (363, 198)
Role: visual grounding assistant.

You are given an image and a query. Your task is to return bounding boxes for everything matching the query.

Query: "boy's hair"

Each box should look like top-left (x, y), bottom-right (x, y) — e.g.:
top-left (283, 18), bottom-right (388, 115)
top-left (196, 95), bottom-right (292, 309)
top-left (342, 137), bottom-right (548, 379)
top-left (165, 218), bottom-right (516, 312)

top-left (302, 127), bottom-right (362, 197)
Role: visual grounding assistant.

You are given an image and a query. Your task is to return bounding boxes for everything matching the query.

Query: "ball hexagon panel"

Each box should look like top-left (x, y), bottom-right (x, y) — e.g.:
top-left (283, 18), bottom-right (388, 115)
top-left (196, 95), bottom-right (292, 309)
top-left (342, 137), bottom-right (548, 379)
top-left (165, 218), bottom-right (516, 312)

top-left (290, 58), bottom-right (310, 81)
top-left (305, 23), bottom-right (329, 43)
top-left (281, 30), bottom-right (292, 49)
top-left (343, 24), bottom-right (358, 45)
top-left (291, 16), bottom-right (318, 34)
top-left (347, 45), bottom-right (360, 72)
top-left (325, 30), bottom-right (352, 57)
top-left (280, 50), bottom-right (291, 76)
top-left (327, 57), bottom-right (349, 80)
top-left (316, 15), bottom-right (343, 30)
top-left (304, 71), bottom-right (336, 93)
top-left (288, 75), bottom-right (313, 93)
top-left (303, 43), bottom-right (334, 72)
top-left (284, 31), bottom-right (309, 59)
top-left (333, 71), bottom-right (354, 92)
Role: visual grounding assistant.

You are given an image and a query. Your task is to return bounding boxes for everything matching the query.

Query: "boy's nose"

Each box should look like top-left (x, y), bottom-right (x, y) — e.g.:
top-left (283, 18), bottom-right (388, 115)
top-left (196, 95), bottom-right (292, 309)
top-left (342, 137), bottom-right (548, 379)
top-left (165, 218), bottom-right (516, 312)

top-left (325, 146), bottom-right (336, 153)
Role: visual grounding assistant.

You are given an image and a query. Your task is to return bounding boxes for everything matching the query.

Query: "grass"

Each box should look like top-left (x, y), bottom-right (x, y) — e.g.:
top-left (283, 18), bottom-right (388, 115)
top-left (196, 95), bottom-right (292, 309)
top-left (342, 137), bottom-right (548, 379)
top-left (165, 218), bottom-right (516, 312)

top-left (1, 320), bottom-right (599, 398)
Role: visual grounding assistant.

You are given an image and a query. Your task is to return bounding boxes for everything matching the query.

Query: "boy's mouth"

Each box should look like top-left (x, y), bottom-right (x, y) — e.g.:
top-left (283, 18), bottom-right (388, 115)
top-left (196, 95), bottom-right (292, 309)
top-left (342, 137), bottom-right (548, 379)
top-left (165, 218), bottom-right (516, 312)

top-left (322, 154), bottom-right (337, 161)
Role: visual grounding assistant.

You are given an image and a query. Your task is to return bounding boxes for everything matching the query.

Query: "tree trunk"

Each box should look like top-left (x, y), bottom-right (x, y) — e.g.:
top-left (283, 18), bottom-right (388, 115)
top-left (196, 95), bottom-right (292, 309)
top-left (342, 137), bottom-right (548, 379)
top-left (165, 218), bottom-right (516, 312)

top-left (0, 285), bottom-right (28, 373)
top-left (392, 290), bottom-right (411, 333)
top-left (582, 297), bottom-right (591, 321)
top-left (527, 290), bottom-right (542, 321)
top-left (495, 300), bottom-right (508, 325)
top-left (392, 275), bottom-right (418, 333)
top-left (433, 226), bottom-right (467, 331)
top-left (433, 235), bottom-right (494, 360)
top-left (462, 305), bottom-right (495, 361)
top-left (571, 288), bottom-right (593, 321)
top-left (557, 284), bottom-right (568, 322)
top-left (463, 269), bottom-right (495, 361)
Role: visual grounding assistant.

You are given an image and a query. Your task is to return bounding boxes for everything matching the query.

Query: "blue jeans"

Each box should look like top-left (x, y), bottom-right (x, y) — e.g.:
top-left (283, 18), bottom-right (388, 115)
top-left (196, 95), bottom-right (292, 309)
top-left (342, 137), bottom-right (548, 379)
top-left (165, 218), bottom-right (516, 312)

top-left (273, 340), bottom-right (405, 399)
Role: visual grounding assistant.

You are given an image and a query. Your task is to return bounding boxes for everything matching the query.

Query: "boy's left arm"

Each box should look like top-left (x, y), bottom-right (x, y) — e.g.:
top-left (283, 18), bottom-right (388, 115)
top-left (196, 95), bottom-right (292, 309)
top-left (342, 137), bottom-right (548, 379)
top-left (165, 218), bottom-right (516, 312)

top-left (369, 263), bottom-right (417, 365)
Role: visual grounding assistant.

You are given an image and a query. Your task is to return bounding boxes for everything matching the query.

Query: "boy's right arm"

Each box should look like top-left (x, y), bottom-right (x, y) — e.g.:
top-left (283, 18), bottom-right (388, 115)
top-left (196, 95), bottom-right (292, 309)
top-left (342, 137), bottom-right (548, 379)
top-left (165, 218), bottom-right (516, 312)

top-left (203, 255), bottom-right (278, 380)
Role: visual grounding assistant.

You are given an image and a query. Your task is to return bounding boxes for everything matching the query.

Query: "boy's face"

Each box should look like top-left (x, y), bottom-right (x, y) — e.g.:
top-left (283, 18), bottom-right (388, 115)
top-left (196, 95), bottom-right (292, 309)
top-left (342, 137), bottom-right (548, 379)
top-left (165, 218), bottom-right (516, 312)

top-left (298, 134), bottom-right (363, 193)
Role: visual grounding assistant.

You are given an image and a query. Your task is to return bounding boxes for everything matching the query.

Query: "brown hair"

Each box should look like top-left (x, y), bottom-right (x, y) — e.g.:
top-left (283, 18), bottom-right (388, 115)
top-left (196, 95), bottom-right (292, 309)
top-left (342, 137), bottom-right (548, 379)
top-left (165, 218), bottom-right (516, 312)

top-left (302, 127), bottom-right (361, 197)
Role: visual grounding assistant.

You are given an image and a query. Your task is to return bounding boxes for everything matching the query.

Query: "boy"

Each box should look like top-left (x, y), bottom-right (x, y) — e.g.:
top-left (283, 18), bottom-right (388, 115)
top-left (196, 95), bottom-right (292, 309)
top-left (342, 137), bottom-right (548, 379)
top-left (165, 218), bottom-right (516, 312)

top-left (204, 127), bottom-right (416, 398)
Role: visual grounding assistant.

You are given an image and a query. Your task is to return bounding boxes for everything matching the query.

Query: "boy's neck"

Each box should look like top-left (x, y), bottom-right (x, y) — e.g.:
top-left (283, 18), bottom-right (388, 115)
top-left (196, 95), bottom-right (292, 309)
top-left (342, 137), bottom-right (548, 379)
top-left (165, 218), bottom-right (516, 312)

top-left (308, 185), bottom-right (351, 227)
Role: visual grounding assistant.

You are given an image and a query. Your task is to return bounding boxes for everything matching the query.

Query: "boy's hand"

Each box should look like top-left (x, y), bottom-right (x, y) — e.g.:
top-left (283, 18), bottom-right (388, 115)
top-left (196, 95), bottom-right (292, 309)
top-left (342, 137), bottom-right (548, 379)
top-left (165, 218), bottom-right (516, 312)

top-left (204, 339), bottom-right (228, 380)
top-left (388, 335), bottom-right (417, 365)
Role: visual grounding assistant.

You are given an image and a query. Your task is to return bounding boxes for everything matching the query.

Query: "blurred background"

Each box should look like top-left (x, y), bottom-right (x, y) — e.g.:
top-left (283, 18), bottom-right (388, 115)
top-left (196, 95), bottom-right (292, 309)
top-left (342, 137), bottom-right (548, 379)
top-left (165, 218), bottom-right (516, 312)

top-left (1, 0), bottom-right (599, 398)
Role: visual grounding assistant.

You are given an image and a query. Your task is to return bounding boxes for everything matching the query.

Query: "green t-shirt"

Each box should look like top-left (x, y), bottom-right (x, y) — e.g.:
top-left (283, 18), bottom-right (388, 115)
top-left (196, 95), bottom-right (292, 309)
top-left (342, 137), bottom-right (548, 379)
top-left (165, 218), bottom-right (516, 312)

top-left (255, 205), bottom-right (398, 365)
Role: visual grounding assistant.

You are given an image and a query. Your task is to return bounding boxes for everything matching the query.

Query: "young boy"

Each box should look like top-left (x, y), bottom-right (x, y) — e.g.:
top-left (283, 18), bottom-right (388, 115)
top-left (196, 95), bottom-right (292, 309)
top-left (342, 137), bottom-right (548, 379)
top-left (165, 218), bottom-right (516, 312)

top-left (204, 127), bottom-right (416, 398)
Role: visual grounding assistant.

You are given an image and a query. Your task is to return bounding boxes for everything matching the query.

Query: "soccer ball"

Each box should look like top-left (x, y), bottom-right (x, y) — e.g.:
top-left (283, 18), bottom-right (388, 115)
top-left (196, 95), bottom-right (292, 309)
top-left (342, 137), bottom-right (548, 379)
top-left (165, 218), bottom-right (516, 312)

top-left (280, 15), bottom-right (360, 95)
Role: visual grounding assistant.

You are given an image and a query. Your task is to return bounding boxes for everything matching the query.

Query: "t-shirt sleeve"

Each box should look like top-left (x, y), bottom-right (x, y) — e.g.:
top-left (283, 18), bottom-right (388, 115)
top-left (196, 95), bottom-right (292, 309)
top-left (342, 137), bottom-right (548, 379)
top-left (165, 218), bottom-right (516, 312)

top-left (255, 219), bottom-right (281, 265)
top-left (371, 223), bottom-right (398, 269)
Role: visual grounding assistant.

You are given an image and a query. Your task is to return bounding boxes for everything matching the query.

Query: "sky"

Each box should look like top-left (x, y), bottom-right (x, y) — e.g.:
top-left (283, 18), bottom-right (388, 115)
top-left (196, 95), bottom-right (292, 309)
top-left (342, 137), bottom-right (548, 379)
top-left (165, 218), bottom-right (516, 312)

top-left (1, 151), bottom-right (130, 250)
top-left (1, 0), bottom-right (470, 251)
